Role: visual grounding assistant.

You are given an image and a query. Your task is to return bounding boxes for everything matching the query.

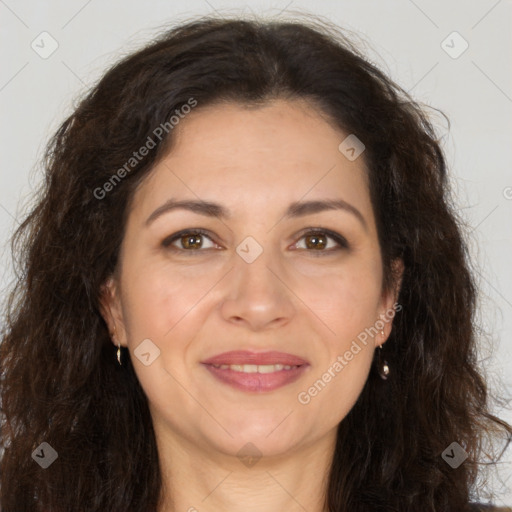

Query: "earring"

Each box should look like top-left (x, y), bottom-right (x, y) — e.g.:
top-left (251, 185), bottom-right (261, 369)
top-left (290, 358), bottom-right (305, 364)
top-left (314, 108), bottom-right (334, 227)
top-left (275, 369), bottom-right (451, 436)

top-left (378, 330), bottom-right (389, 380)
top-left (112, 327), bottom-right (122, 366)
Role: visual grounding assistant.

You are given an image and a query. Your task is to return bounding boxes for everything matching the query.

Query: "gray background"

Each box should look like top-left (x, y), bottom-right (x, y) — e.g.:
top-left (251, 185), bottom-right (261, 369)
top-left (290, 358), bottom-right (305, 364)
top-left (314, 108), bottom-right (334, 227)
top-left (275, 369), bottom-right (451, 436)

top-left (1, 0), bottom-right (511, 505)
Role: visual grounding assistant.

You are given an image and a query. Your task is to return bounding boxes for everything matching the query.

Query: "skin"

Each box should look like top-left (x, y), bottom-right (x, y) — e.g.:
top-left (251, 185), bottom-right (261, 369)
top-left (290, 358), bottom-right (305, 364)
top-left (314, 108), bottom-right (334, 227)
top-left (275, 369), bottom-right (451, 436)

top-left (100, 98), bottom-right (403, 512)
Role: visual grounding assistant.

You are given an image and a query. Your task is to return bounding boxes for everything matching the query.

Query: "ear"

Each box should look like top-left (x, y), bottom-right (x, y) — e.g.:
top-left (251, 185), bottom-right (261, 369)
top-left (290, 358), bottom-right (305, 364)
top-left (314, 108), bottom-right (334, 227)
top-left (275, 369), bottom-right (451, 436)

top-left (98, 275), bottom-right (128, 348)
top-left (375, 258), bottom-right (404, 347)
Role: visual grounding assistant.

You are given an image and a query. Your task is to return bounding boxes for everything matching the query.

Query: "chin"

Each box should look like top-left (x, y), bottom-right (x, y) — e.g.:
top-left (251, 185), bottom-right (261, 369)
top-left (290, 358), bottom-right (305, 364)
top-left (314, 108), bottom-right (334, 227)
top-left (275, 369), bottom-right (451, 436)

top-left (209, 419), bottom-right (308, 459)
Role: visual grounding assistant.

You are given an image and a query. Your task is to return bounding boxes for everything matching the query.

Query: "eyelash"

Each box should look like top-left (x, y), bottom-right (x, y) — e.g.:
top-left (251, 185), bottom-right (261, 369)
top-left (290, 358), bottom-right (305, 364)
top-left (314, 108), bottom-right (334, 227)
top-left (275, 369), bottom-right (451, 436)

top-left (161, 227), bottom-right (349, 256)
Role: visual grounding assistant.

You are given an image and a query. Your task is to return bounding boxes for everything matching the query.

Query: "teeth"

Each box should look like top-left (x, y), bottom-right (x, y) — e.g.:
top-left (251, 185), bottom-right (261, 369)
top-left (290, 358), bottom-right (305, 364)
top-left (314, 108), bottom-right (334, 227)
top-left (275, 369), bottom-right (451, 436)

top-left (211, 363), bottom-right (298, 373)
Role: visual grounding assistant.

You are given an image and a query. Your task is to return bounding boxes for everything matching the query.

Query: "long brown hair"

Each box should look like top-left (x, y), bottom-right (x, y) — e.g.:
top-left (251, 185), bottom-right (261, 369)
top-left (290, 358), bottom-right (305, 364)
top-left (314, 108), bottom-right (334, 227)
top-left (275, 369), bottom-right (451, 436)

top-left (1, 13), bottom-right (511, 512)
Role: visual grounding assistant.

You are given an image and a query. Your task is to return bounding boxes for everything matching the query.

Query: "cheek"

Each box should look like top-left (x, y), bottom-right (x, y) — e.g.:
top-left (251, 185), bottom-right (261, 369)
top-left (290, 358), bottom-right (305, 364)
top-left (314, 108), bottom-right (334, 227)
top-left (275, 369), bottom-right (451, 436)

top-left (121, 260), bottom-right (218, 341)
top-left (310, 345), bottom-right (374, 427)
top-left (119, 264), bottom-right (208, 407)
top-left (293, 257), bottom-right (383, 335)
top-left (310, 260), bottom-right (381, 418)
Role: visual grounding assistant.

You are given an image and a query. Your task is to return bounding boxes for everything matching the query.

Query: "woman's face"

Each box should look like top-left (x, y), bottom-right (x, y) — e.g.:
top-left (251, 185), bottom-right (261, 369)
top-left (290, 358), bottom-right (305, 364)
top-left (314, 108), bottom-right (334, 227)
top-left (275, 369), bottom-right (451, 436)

top-left (101, 98), bottom-right (401, 460)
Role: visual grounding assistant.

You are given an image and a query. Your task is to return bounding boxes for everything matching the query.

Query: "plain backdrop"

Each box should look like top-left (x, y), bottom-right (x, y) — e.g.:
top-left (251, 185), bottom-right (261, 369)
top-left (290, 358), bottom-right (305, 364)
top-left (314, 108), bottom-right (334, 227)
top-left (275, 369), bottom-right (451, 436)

top-left (1, 0), bottom-right (511, 505)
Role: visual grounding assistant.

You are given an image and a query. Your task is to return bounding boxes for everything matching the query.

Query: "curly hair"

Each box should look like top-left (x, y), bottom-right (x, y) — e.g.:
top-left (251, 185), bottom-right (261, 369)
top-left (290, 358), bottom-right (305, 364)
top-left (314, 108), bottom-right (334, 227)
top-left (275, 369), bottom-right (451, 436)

top-left (1, 13), bottom-right (511, 512)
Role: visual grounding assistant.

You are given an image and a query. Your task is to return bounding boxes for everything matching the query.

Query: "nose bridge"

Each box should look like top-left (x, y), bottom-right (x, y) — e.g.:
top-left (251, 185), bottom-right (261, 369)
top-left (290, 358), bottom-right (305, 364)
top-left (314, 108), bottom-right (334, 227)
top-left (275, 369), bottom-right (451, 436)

top-left (233, 234), bottom-right (283, 296)
top-left (219, 234), bottom-right (295, 329)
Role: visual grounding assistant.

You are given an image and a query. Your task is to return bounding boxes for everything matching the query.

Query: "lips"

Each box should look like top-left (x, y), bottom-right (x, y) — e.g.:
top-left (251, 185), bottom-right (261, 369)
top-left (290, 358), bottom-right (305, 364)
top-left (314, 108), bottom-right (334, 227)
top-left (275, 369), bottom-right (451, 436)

top-left (201, 350), bottom-right (308, 366)
top-left (201, 350), bottom-right (310, 392)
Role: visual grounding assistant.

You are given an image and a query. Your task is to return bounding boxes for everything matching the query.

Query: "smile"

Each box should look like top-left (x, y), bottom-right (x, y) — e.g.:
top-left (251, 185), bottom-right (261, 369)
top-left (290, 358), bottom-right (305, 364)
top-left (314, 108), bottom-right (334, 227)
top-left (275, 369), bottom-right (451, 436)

top-left (210, 363), bottom-right (301, 373)
top-left (203, 363), bottom-right (309, 392)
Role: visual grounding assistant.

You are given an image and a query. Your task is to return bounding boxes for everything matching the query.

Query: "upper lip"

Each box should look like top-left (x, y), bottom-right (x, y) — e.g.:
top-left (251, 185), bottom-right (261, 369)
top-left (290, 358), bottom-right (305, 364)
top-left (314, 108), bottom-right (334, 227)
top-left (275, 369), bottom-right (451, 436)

top-left (201, 350), bottom-right (309, 366)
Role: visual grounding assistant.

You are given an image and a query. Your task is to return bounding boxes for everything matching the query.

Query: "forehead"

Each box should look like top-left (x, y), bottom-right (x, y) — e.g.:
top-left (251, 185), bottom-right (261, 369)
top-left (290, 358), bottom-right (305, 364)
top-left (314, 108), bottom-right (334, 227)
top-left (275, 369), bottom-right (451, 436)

top-left (167, 98), bottom-right (357, 171)
top-left (130, 99), bottom-right (373, 222)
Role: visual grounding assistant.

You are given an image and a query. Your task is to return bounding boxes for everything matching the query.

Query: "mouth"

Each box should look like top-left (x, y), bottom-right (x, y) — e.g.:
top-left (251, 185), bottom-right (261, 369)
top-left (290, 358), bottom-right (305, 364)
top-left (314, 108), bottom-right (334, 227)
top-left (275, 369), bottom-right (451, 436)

top-left (201, 350), bottom-right (309, 366)
top-left (208, 363), bottom-right (302, 373)
top-left (201, 350), bottom-right (310, 392)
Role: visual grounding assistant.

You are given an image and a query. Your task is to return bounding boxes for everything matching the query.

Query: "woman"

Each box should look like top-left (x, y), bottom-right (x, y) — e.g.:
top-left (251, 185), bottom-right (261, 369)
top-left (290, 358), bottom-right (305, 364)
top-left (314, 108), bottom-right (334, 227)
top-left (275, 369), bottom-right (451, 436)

top-left (1, 13), bottom-right (511, 512)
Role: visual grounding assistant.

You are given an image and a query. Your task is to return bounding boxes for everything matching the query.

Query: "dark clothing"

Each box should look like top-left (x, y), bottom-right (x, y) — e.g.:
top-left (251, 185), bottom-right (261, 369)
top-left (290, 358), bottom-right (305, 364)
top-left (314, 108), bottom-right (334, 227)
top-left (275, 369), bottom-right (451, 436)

top-left (467, 504), bottom-right (512, 511)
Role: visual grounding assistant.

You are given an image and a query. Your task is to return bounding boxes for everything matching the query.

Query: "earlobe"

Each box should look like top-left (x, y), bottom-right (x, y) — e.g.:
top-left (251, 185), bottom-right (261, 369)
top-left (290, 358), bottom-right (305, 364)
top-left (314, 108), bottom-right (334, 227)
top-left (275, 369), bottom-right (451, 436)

top-left (387, 258), bottom-right (404, 309)
top-left (376, 258), bottom-right (404, 347)
top-left (98, 276), bottom-right (126, 347)
top-left (98, 276), bottom-right (115, 324)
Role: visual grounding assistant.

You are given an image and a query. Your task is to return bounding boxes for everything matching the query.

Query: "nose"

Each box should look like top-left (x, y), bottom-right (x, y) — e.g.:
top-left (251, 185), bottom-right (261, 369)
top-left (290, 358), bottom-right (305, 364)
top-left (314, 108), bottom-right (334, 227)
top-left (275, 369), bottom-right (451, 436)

top-left (219, 245), bottom-right (296, 332)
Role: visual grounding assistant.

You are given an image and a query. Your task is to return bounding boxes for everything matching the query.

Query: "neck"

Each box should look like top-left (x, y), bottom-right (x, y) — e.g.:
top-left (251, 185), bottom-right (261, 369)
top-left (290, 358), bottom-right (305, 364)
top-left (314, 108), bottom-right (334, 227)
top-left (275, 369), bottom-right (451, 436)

top-left (155, 429), bottom-right (336, 512)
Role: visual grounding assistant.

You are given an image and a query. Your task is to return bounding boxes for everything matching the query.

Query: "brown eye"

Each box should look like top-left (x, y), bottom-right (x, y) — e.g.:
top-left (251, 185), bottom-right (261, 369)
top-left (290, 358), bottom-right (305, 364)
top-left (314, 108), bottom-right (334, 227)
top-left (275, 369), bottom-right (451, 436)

top-left (162, 229), bottom-right (217, 252)
top-left (294, 229), bottom-right (349, 254)
top-left (304, 233), bottom-right (328, 250)
top-left (181, 233), bottom-right (203, 249)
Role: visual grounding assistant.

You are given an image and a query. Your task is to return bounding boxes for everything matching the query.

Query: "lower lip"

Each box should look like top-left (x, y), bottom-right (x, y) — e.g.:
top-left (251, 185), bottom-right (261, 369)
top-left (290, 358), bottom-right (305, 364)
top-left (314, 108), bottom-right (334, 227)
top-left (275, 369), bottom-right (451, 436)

top-left (202, 364), bottom-right (309, 392)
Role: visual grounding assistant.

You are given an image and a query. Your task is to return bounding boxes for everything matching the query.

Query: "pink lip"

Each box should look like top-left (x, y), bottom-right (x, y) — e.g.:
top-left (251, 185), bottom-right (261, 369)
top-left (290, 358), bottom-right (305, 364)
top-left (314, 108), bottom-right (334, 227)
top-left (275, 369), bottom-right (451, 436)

top-left (201, 350), bottom-right (308, 366)
top-left (203, 364), bottom-right (309, 393)
top-left (201, 351), bottom-right (310, 393)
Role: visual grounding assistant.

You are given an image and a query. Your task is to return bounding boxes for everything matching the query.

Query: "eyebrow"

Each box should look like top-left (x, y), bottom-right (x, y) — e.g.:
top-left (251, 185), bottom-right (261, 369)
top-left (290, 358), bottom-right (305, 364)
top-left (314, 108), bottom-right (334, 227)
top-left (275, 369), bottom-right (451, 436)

top-left (145, 198), bottom-right (368, 231)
